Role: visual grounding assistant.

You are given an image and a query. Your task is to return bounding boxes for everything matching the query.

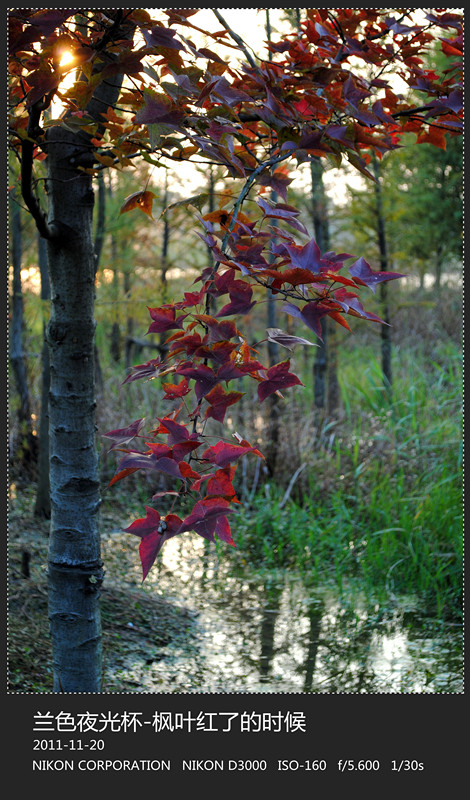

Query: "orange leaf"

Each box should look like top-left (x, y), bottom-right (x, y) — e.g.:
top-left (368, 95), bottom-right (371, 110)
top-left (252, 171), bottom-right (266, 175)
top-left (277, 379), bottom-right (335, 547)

top-left (120, 190), bottom-right (157, 219)
top-left (172, 145), bottom-right (199, 160)
top-left (417, 126), bottom-right (447, 150)
top-left (203, 208), bottom-right (252, 232)
top-left (108, 467), bottom-right (139, 487)
top-left (328, 310), bottom-right (352, 332)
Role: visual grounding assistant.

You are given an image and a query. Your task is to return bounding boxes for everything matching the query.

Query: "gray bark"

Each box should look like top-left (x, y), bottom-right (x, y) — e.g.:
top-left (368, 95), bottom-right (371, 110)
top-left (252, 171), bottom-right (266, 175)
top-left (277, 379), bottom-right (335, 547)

top-left (38, 14), bottom-right (133, 690)
top-left (44, 125), bottom-right (104, 691)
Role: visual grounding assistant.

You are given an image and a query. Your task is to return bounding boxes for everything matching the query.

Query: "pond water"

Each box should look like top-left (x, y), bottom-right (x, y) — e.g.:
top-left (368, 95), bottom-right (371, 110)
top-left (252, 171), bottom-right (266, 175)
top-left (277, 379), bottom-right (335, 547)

top-left (104, 533), bottom-right (463, 694)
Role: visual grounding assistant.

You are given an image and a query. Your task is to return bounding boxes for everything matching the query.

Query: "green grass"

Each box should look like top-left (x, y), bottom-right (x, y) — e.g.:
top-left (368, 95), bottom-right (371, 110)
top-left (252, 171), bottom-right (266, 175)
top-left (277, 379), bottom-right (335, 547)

top-left (225, 341), bottom-right (463, 620)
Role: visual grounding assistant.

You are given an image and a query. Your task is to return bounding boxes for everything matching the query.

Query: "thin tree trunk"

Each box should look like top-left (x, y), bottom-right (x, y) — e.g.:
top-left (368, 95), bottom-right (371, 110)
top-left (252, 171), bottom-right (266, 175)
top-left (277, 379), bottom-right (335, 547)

top-left (110, 268), bottom-right (122, 363)
top-left (434, 242), bottom-right (443, 293)
top-left (94, 170), bottom-right (106, 270)
top-left (124, 269), bottom-right (134, 370)
top-left (93, 170), bottom-right (106, 390)
top-left (310, 159), bottom-right (329, 412)
top-left (34, 232), bottom-right (51, 519)
top-left (265, 202), bottom-right (280, 476)
top-left (373, 155), bottom-right (393, 396)
top-left (159, 173), bottom-right (170, 358)
top-left (9, 189), bottom-right (37, 471)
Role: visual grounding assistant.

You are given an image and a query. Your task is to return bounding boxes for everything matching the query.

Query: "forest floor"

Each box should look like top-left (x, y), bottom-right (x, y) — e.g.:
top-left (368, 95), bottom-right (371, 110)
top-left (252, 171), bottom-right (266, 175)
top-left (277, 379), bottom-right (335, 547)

top-left (8, 487), bottom-right (198, 693)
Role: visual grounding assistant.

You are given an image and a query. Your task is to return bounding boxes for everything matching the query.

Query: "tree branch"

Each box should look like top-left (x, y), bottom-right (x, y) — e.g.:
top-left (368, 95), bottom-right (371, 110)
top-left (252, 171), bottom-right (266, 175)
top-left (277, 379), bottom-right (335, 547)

top-left (212, 10), bottom-right (258, 69)
top-left (21, 97), bottom-right (55, 240)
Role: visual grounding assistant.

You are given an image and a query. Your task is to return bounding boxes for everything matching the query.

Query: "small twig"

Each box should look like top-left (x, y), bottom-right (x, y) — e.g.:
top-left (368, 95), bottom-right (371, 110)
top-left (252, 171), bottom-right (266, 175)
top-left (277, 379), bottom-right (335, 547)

top-left (279, 463), bottom-right (307, 509)
top-left (248, 456), bottom-right (261, 502)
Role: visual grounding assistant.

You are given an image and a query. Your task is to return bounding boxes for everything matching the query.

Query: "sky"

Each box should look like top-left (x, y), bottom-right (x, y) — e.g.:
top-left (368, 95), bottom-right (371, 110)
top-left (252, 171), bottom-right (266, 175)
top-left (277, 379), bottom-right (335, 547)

top-left (155, 8), bottom-right (364, 203)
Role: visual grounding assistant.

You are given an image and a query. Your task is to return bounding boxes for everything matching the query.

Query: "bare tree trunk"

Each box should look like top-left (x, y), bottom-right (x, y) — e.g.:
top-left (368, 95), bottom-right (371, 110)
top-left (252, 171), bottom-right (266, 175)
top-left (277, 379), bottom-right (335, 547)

top-left (373, 155), bottom-right (393, 397)
top-left (34, 233), bottom-right (51, 518)
top-left (434, 242), bottom-right (443, 293)
top-left (38, 15), bottom-right (134, 690)
top-left (310, 159), bottom-right (331, 412)
top-left (124, 269), bottom-right (134, 371)
top-left (9, 189), bottom-right (37, 473)
top-left (159, 173), bottom-right (170, 358)
top-left (45, 125), bottom-right (104, 691)
top-left (110, 268), bottom-right (122, 363)
top-left (263, 18), bottom-right (280, 476)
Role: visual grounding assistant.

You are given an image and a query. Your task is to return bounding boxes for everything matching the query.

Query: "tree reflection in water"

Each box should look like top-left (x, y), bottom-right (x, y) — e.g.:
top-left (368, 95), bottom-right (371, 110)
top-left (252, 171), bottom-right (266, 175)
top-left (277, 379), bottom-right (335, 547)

top-left (103, 533), bottom-right (462, 693)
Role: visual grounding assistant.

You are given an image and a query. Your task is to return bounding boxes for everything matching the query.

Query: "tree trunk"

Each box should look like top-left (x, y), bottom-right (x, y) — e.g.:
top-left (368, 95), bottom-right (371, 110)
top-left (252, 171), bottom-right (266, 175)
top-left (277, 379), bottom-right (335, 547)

top-left (373, 156), bottom-right (393, 396)
top-left (44, 125), bottom-right (103, 691)
top-left (40, 15), bottom-right (133, 689)
top-left (313, 318), bottom-right (327, 409)
top-left (9, 189), bottom-right (38, 473)
top-left (124, 270), bottom-right (134, 371)
top-left (265, 220), bottom-right (280, 476)
top-left (434, 242), bottom-right (443, 293)
top-left (34, 233), bottom-right (51, 519)
top-left (310, 159), bottom-right (339, 414)
top-left (110, 264), bottom-right (122, 364)
top-left (159, 174), bottom-right (170, 358)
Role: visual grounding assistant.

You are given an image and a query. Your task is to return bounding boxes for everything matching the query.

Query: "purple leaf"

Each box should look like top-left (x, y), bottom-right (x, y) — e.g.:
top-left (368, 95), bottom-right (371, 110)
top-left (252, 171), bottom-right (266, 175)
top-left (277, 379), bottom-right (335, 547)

top-left (122, 357), bottom-right (164, 385)
top-left (282, 301), bottom-right (331, 340)
top-left (256, 198), bottom-right (308, 235)
top-left (102, 418), bottom-right (145, 450)
top-left (274, 237), bottom-right (323, 273)
top-left (175, 362), bottom-right (219, 400)
top-left (117, 451), bottom-right (184, 479)
top-left (349, 257), bottom-right (405, 293)
top-left (216, 283), bottom-right (256, 317)
top-left (134, 94), bottom-right (185, 127)
top-left (143, 26), bottom-right (185, 50)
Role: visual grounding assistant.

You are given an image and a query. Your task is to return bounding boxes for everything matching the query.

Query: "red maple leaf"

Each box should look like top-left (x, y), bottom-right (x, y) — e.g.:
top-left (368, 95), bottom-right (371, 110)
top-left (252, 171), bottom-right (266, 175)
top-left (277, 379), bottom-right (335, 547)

top-left (175, 362), bottom-right (219, 400)
top-left (124, 507), bottom-right (183, 580)
top-left (216, 282), bottom-right (256, 317)
top-left (193, 315), bottom-right (240, 343)
top-left (204, 384), bottom-right (244, 423)
top-left (147, 305), bottom-right (188, 333)
top-left (162, 377), bottom-right (190, 400)
top-left (201, 441), bottom-right (255, 468)
top-left (257, 360), bottom-right (304, 402)
top-left (178, 497), bottom-right (234, 542)
top-left (206, 466), bottom-right (239, 503)
top-left (155, 416), bottom-right (191, 444)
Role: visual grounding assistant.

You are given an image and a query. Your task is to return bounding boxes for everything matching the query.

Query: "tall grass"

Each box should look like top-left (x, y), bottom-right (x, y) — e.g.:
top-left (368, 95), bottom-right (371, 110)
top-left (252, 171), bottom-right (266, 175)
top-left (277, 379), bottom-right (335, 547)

top-left (226, 339), bottom-right (462, 620)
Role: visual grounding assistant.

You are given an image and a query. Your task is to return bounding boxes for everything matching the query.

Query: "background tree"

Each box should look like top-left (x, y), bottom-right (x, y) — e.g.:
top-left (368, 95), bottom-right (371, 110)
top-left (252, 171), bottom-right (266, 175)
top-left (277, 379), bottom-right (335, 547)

top-left (34, 232), bottom-right (51, 518)
top-left (394, 135), bottom-right (462, 292)
top-left (9, 184), bottom-right (38, 473)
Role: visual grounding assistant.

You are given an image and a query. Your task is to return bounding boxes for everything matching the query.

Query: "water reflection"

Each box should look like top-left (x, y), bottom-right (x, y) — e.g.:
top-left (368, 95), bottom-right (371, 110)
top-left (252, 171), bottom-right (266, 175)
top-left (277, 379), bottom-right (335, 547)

top-left (104, 533), bottom-right (462, 693)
